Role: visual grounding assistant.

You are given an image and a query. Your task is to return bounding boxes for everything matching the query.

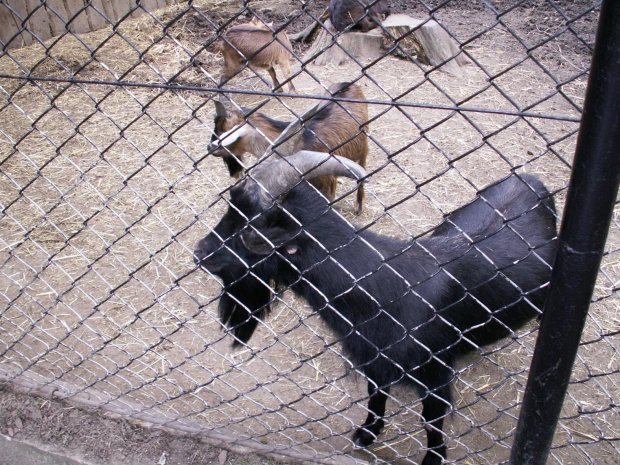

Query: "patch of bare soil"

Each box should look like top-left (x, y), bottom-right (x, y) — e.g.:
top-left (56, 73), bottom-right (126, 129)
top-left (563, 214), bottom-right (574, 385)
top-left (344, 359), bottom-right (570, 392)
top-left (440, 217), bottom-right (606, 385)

top-left (0, 385), bottom-right (280, 465)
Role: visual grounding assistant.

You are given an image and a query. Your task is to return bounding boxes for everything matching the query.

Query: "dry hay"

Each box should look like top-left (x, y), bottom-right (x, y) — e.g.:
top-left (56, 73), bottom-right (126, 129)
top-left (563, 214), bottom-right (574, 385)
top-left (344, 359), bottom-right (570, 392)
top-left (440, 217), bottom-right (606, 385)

top-left (0, 1), bottom-right (617, 464)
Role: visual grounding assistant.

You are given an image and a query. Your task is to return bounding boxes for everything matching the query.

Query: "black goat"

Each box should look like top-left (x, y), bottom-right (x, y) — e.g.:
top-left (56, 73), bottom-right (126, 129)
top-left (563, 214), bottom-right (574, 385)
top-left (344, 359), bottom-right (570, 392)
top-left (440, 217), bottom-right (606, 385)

top-left (194, 152), bottom-right (557, 465)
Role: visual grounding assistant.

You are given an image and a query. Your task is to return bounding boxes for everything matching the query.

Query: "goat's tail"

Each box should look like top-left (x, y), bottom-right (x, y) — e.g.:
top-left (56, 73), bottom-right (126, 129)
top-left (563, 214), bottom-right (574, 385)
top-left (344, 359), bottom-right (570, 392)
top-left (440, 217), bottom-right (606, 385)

top-left (494, 173), bottom-right (556, 220)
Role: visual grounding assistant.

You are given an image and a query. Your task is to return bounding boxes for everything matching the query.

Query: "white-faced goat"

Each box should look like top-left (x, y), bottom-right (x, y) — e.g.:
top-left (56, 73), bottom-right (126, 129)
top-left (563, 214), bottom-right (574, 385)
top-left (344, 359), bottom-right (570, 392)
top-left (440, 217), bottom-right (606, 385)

top-left (208, 82), bottom-right (369, 213)
top-left (217, 18), bottom-right (295, 92)
top-left (193, 152), bottom-right (557, 465)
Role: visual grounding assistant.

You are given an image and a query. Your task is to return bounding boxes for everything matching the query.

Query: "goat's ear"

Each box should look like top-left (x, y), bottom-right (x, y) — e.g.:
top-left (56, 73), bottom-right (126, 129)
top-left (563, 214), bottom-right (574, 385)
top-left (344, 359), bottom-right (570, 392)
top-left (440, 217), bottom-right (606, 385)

top-left (241, 227), bottom-right (296, 255)
top-left (266, 100), bottom-right (323, 157)
top-left (214, 100), bottom-right (228, 118)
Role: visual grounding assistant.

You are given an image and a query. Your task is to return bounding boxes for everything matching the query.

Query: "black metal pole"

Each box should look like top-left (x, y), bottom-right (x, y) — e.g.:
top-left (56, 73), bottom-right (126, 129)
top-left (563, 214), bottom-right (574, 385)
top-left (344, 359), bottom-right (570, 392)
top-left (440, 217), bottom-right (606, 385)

top-left (509, 1), bottom-right (620, 464)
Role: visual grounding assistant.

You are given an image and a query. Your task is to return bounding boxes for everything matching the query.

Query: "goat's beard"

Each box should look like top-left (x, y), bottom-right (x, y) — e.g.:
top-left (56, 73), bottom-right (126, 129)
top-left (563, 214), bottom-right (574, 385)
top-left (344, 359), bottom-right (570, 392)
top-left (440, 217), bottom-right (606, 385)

top-left (217, 273), bottom-right (273, 346)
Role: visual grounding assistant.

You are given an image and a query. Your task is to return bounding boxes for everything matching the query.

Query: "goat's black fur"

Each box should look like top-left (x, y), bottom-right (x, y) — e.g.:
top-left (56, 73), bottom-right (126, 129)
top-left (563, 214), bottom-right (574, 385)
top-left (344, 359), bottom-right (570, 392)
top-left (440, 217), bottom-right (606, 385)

top-left (330, 0), bottom-right (391, 32)
top-left (194, 174), bottom-right (557, 465)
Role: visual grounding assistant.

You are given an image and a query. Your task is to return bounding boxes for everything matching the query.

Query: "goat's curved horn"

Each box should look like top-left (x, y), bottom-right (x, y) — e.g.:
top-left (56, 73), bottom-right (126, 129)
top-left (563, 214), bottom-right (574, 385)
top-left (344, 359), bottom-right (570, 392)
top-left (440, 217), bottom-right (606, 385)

top-left (250, 150), bottom-right (368, 205)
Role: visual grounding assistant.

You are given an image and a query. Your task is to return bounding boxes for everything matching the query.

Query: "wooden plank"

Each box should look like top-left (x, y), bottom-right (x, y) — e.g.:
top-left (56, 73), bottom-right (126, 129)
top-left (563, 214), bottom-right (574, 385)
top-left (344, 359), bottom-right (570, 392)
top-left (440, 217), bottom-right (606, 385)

top-left (62, 0), bottom-right (91, 34)
top-left (44, 0), bottom-right (70, 37)
top-left (1, 0), bottom-right (184, 49)
top-left (24, 0), bottom-right (52, 41)
top-left (112, 0), bottom-right (133, 22)
top-left (139, 0), bottom-right (162, 16)
top-left (0, 1), bottom-right (31, 47)
top-left (98, 0), bottom-right (117, 24)
top-left (130, 0), bottom-right (144, 19)
top-left (85, 0), bottom-right (110, 31)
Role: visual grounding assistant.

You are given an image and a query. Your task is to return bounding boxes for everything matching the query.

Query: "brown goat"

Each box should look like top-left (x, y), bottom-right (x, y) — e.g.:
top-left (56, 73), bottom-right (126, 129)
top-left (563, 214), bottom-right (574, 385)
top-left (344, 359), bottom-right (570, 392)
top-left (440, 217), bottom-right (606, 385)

top-left (217, 18), bottom-right (296, 93)
top-left (208, 82), bottom-right (369, 213)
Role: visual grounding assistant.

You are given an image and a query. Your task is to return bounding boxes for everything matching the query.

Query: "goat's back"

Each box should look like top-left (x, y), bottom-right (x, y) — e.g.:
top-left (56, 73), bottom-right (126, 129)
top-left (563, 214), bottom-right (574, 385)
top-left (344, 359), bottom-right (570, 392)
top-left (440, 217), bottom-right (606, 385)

top-left (222, 25), bottom-right (293, 66)
top-left (294, 83), bottom-right (369, 202)
top-left (432, 174), bottom-right (555, 240)
top-left (305, 174), bottom-right (557, 360)
top-left (297, 83), bottom-right (369, 160)
top-left (421, 174), bottom-right (557, 352)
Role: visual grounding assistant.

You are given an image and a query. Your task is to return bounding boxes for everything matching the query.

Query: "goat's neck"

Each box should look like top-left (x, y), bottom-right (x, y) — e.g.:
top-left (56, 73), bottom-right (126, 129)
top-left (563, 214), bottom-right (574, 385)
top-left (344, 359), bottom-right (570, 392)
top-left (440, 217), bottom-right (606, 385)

top-left (248, 128), bottom-right (274, 155)
top-left (248, 119), bottom-right (287, 156)
top-left (281, 231), bottom-right (384, 302)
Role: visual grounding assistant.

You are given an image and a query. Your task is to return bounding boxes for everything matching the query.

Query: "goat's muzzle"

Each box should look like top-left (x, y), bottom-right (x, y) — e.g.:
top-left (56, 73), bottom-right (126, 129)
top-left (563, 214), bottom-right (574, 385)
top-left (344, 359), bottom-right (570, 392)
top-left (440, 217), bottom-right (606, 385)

top-left (193, 236), bottom-right (222, 271)
top-left (207, 145), bottom-right (218, 156)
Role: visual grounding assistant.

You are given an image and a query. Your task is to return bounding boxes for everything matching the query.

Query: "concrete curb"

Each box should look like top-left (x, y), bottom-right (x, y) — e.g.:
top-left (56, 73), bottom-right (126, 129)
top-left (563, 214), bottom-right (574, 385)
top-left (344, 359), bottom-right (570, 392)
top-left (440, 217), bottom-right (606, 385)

top-left (0, 434), bottom-right (98, 465)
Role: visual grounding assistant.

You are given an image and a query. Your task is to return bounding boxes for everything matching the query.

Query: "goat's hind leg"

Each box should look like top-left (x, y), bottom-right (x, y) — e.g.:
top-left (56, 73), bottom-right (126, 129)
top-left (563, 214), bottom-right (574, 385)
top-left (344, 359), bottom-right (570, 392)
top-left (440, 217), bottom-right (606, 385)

top-left (354, 138), bottom-right (368, 215)
top-left (420, 384), bottom-right (451, 465)
top-left (281, 60), bottom-right (296, 93)
top-left (352, 381), bottom-right (389, 447)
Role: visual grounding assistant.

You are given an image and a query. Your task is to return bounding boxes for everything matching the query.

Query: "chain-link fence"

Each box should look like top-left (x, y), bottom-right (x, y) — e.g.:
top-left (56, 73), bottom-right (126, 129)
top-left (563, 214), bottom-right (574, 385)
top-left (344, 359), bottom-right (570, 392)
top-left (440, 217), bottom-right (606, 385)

top-left (1, 1), bottom-right (618, 464)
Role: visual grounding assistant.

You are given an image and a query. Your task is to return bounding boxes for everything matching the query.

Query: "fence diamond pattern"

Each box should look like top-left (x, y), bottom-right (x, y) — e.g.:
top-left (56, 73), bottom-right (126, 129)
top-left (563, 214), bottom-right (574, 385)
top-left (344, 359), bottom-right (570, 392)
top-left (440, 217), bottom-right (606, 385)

top-left (0, 1), bottom-right (618, 464)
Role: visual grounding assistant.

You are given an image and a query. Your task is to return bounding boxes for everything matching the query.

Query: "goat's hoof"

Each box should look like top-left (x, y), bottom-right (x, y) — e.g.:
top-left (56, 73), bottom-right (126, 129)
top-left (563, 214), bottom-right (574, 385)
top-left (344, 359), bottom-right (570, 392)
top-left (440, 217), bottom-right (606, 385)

top-left (352, 428), bottom-right (377, 448)
top-left (421, 451), bottom-right (444, 465)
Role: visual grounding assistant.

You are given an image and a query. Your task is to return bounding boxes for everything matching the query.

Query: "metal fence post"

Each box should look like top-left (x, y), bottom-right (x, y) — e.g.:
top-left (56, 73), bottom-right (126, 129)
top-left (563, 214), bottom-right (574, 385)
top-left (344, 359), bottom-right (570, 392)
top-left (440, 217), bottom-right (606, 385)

top-left (509, 1), bottom-right (620, 464)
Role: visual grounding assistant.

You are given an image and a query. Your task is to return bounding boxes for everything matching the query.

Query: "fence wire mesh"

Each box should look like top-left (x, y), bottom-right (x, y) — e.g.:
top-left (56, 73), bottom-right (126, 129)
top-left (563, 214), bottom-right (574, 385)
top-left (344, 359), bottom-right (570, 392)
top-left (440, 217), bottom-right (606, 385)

top-left (0, 1), bottom-right (618, 464)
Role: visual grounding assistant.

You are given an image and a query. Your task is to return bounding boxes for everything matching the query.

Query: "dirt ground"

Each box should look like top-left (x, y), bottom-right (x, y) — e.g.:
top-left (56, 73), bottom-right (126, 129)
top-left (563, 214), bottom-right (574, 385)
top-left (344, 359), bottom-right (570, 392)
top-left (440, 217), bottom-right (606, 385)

top-left (0, 1), bottom-right (617, 465)
top-left (0, 384), bottom-right (278, 465)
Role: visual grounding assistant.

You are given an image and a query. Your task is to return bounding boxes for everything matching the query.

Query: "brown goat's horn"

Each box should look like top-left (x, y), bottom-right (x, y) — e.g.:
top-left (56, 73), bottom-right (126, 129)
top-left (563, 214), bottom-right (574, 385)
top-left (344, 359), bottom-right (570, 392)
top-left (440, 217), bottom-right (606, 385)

top-left (250, 151), bottom-right (368, 205)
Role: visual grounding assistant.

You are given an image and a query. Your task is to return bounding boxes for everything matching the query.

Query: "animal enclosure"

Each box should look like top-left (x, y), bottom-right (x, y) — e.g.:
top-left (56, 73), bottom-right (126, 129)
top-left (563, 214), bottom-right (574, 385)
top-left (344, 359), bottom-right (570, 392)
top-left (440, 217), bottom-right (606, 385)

top-left (0, 1), bottom-right (618, 464)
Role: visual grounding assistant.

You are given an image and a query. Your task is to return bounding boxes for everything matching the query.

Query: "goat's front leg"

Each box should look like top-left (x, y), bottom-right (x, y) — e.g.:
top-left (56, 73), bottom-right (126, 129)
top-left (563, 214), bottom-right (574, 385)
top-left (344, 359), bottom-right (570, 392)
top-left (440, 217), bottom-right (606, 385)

top-left (352, 381), bottom-right (389, 447)
top-left (267, 67), bottom-right (283, 92)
